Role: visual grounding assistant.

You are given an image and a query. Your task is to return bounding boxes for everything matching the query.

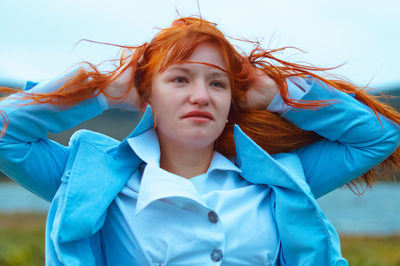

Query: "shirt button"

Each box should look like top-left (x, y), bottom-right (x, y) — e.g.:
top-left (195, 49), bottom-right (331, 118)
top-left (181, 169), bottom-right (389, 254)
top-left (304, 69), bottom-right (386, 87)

top-left (208, 211), bottom-right (218, 223)
top-left (210, 249), bottom-right (223, 262)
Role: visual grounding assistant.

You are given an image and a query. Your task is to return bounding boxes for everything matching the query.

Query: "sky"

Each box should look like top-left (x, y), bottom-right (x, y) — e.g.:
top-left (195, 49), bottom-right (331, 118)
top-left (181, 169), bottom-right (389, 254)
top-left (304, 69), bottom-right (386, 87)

top-left (0, 0), bottom-right (399, 89)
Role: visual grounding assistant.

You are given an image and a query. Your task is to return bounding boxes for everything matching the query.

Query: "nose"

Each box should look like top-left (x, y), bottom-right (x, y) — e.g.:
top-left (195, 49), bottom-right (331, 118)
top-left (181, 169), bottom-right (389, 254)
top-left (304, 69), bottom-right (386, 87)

top-left (189, 80), bottom-right (210, 106)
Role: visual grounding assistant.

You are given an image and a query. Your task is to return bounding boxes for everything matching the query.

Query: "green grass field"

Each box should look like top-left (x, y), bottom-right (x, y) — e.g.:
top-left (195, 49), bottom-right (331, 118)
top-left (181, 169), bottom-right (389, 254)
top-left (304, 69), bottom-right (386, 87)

top-left (0, 213), bottom-right (399, 266)
top-left (0, 214), bottom-right (45, 266)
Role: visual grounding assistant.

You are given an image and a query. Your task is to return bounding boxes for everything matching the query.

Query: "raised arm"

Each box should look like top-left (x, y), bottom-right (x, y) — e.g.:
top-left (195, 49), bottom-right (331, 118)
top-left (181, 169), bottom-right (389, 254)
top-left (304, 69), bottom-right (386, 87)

top-left (243, 72), bottom-right (400, 199)
top-left (281, 77), bottom-right (400, 198)
top-left (0, 68), bottom-right (107, 201)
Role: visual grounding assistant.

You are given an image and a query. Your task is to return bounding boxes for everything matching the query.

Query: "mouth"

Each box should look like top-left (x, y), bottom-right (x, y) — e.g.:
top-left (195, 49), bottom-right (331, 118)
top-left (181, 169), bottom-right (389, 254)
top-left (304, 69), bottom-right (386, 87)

top-left (182, 110), bottom-right (214, 120)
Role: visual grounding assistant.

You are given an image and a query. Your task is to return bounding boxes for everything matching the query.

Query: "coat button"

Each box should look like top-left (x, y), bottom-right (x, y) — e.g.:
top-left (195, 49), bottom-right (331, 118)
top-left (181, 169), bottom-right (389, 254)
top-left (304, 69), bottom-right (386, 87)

top-left (208, 211), bottom-right (218, 223)
top-left (61, 169), bottom-right (72, 182)
top-left (210, 249), bottom-right (223, 262)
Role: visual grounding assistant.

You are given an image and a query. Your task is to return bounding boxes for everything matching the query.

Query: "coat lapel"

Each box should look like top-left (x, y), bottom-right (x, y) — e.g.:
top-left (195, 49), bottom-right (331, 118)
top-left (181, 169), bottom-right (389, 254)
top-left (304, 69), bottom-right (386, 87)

top-left (56, 140), bottom-right (139, 243)
top-left (233, 125), bottom-right (307, 191)
top-left (233, 124), bottom-right (344, 265)
top-left (55, 106), bottom-right (155, 243)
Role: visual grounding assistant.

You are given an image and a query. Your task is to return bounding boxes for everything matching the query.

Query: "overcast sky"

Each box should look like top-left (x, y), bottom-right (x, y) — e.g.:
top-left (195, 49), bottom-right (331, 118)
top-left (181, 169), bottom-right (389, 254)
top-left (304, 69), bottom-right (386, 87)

top-left (0, 0), bottom-right (399, 89)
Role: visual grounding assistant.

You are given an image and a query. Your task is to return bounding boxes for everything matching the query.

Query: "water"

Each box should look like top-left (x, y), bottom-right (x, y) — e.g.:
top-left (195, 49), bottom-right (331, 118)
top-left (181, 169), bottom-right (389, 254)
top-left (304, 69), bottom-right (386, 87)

top-left (317, 183), bottom-right (400, 235)
top-left (0, 181), bottom-right (399, 235)
top-left (0, 182), bottom-right (50, 213)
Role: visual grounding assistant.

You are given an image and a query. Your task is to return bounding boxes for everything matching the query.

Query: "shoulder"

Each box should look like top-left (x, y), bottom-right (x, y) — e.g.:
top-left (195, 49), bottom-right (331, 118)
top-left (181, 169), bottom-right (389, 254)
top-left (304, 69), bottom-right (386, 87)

top-left (68, 129), bottom-right (121, 153)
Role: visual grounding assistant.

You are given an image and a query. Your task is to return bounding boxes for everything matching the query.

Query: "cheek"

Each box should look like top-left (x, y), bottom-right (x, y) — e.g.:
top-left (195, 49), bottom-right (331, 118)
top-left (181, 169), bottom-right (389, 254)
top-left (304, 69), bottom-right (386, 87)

top-left (219, 94), bottom-right (232, 116)
top-left (149, 86), bottom-right (167, 111)
top-left (150, 93), bottom-right (179, 130)
top-left (151, 100), bottom-right (171, 124)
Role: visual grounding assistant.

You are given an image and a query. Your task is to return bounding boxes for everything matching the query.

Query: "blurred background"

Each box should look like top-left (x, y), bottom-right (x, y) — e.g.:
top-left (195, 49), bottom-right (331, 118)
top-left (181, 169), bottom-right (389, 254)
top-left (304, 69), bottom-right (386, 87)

top-left (1, 0), bottom-right (400, 265)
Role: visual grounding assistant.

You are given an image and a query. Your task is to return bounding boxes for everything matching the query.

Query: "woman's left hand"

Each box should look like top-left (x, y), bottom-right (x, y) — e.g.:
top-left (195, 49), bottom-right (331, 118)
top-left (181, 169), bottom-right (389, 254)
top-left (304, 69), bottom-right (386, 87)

top-left (240, 68), bottom-right (279, 110)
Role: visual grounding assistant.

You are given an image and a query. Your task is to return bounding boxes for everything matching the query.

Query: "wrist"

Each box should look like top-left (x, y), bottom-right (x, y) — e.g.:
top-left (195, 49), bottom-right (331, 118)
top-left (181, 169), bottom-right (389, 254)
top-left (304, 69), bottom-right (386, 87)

top-left (97, 93), bottom-right (109, 111)
top-left (103, 86), bottom-right (139, 112)
top-left (266, 77), bottom-right (311, 114)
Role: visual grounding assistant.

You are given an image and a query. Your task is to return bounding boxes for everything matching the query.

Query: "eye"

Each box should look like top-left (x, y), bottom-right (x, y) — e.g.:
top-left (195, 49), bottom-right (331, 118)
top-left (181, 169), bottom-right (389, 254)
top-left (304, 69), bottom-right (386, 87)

top-left (172, 77), bottom-right (188, 83)
top-left (210, 81), bottom-right (226, 88)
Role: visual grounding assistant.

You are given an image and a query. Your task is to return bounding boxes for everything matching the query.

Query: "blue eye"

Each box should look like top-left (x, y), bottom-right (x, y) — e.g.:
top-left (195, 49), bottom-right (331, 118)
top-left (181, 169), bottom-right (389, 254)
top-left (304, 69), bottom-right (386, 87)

top-left (173, 77), bottom-right (188, 83)
top-left (211, 81), bottom-right (225, 88)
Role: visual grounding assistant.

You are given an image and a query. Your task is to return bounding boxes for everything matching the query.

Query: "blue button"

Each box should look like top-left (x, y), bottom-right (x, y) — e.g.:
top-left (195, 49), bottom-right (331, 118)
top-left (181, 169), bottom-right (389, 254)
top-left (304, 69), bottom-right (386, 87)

top-left (211, 249), bottom-right (223, 262)
top-left (208, 211), bottom-right (218, 224)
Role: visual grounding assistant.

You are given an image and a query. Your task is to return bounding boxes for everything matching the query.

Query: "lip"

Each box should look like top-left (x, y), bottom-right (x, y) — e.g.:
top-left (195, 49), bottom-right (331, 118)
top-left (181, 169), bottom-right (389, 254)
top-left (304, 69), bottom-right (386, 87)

top-left (182, 110), bottom-right (214, 120)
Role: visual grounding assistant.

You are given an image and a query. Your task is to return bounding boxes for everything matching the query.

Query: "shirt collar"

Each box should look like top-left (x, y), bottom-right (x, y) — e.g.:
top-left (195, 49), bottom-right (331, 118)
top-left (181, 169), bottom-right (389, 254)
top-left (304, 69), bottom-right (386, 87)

top-left (126, 122), bottom-right (241, 215)
top-left (135, 164), bottom-right (205, 214)
top-left (208, 151), bottom-right (241, 173)
top-left (121, 106), bottom-right (300, 215)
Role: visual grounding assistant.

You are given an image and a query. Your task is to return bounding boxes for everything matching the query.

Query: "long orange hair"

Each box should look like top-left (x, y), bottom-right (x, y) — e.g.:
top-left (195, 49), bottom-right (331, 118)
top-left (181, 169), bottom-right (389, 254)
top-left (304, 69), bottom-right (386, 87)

top-left (1, 16), bottom-right (400, 191)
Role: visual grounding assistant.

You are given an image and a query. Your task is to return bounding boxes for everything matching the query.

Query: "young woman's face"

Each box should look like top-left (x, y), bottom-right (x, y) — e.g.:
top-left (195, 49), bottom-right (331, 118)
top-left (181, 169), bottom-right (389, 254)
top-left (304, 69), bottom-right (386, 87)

top-left (149, 42), bottom-right (232, 149)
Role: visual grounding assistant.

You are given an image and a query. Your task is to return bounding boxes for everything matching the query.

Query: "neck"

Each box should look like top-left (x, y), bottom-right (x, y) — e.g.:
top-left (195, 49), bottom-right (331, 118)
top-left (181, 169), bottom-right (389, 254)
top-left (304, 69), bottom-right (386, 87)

top-left (158, 139), bottom-right (214, 179)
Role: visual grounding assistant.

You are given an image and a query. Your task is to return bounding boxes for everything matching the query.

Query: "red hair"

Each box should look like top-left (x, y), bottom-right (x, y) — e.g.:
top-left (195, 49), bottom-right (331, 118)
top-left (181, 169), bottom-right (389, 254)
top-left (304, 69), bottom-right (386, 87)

top-left (1, 16), bottom-right (400, 191)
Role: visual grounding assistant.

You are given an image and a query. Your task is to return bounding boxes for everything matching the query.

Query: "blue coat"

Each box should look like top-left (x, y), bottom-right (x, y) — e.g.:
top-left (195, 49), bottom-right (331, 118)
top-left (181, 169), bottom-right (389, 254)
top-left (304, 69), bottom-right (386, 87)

top-left (1, 72), bottom-right (399, 265)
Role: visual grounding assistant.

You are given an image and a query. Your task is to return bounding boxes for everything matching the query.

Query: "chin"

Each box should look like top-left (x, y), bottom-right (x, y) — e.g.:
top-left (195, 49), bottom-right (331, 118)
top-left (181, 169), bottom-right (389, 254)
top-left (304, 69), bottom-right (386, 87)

top-left (178, 133), bottom-right (218, 148)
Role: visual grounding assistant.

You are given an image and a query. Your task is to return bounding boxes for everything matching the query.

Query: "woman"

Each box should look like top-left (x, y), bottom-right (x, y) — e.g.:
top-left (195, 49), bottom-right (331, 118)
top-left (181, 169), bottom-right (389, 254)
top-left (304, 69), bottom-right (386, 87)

top-left (1, 17), bottom-right (399, 265)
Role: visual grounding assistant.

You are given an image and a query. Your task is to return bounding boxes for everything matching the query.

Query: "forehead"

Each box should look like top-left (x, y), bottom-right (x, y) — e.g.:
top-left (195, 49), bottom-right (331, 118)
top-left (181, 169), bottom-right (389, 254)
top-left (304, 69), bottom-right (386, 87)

top-left (159, 42), bottom-right (229, 78)
top-left (186, 42), bottom-right (227, 70)
top-left (158, 41), bottom-right (228, 73)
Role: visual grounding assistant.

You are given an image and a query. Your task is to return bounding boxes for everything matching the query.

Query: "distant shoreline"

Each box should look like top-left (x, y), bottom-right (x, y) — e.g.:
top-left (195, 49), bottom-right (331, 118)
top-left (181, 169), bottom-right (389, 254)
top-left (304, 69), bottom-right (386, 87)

top-left (0, 213), bottom-right (399, 266)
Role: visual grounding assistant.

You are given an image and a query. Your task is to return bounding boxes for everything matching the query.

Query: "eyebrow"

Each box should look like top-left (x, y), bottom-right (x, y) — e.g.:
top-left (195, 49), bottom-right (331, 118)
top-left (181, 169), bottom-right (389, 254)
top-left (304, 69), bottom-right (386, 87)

top-left (167, 66), bottom-right (191, 73)
top-left (166, 65), bottom-right (229, 78)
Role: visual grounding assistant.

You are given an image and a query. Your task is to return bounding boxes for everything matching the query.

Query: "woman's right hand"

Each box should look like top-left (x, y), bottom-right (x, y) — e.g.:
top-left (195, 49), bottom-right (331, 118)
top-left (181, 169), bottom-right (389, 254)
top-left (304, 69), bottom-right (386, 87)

top-left (103, 60), bottom-right (141, 112)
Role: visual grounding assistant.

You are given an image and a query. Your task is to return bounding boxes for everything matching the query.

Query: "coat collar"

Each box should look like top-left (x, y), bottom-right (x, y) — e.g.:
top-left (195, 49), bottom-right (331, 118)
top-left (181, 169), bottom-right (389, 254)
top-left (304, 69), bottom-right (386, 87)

top-left (233, 124), bottom-right (309, 192)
